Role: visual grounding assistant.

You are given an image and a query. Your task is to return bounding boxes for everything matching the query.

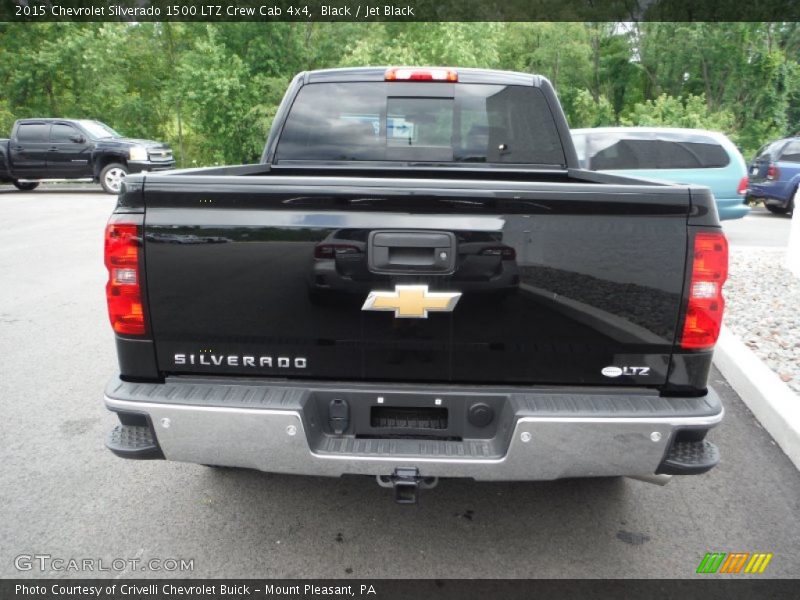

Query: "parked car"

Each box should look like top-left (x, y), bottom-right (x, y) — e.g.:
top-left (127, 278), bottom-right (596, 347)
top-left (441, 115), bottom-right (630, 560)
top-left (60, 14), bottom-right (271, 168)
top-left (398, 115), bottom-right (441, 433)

top-left (747, 136), bottom-right (800, 215)
top-left (571, 127), bottom-right (749, 220)
top-left (0, 118), bottom-right (175, 194)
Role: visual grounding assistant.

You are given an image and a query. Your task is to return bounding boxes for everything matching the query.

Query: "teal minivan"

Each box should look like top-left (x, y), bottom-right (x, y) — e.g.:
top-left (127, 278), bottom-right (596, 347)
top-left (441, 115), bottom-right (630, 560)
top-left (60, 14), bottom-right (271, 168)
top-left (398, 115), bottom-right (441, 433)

top-left (571, 127), bottom-right (750, 220)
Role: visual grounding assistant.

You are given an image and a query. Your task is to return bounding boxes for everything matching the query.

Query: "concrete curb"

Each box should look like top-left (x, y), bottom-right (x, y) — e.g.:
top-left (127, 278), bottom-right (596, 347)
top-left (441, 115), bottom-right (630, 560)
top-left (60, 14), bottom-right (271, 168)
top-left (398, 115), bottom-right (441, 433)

top-left (714, 325), bottom-right (800, 470)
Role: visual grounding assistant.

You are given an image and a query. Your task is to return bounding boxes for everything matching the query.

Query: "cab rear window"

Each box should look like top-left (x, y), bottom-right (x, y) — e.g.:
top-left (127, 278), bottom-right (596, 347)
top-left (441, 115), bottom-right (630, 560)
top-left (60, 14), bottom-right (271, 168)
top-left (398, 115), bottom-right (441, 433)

top-left (275, 82), bottom-right (566, 166)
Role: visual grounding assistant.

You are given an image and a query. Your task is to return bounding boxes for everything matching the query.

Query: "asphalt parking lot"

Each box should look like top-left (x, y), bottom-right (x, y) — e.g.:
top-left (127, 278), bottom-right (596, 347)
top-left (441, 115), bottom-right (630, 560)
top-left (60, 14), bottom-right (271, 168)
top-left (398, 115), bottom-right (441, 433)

top-left (1, 186), bottom-right (799, 579)
top-left (722, 205), bottom-right (792, 247)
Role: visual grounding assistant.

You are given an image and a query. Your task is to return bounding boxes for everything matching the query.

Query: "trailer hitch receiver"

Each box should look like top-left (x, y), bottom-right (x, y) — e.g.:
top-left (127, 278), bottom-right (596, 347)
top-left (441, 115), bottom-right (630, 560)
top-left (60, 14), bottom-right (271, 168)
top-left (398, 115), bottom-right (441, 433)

top-left (376, 467), bottom-right (438, 504)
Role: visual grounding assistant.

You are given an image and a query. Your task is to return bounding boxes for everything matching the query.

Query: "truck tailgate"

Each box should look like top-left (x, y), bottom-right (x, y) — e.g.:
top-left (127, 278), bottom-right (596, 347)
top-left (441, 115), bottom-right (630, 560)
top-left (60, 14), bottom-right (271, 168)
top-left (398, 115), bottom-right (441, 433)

top-left (142, 176), bottom-right (689, 387)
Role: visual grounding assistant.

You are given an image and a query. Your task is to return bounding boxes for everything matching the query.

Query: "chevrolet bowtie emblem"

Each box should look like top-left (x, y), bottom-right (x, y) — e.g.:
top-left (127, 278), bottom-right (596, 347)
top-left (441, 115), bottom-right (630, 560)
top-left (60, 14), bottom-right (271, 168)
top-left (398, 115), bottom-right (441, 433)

top-left (361, 285), bottom-right (462, 319)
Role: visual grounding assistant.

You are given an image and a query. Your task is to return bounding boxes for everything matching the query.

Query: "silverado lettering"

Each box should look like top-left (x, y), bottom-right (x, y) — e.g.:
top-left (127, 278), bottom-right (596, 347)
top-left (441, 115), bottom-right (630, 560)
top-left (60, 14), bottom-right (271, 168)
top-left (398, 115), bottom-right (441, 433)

top-left (174, 354), bottom-right (307, 369)
top-left (102, 67), bottom-right (727, 503)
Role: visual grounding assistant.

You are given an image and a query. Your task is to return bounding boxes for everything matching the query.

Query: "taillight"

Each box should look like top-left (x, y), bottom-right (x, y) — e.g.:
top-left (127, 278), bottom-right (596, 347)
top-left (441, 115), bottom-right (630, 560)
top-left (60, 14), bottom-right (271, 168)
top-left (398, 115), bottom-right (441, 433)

top-left (478, 246), bottom-right (516, 260)
top-left (314, 244), bottom-right (360, 259)
top-left (736, 176), bottom-right (748, 195)
top-left (680, 232), bottom-right (728, 350)
top-left (385, 67), bottom-right (458, 82)
top-left (104, 217), bottom-right (145, 335)
top-left (767, 164), bottom-right (779, 180)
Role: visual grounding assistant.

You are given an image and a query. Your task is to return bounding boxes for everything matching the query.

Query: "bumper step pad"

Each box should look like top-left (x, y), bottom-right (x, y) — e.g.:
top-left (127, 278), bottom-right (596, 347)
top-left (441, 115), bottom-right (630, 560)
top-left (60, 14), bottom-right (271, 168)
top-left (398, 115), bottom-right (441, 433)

top-left (658, 440), bottom-right (720, 475)
top-left (106, 424), bottom-right (164, 460)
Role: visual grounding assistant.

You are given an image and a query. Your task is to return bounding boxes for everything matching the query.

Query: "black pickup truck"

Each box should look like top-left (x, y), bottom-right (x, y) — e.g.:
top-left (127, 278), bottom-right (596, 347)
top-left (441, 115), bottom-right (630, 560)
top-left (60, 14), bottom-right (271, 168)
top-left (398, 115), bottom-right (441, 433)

top-left (103, 67), bottom-right (727, 503)
top-left (0, 118), bottom-right (174, 194)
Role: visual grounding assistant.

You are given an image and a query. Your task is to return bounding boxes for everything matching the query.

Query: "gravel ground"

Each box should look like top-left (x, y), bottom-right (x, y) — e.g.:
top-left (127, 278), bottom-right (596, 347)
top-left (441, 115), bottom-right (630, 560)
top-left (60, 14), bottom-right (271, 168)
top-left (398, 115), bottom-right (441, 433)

top-left (725, 247), bottom-right (800, 394)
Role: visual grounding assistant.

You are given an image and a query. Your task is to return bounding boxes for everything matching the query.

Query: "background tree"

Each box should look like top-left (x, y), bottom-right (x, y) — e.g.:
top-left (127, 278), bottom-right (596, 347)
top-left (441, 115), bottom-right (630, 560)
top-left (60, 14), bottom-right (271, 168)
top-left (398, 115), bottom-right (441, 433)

top-left (1, 22), bottom-right (797, 165)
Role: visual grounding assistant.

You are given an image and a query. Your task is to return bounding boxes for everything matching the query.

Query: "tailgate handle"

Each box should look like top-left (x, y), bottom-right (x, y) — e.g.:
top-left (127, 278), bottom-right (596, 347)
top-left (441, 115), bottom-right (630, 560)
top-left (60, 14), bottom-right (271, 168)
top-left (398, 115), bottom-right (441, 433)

top-left (368, 231), bottom-right (456, 274)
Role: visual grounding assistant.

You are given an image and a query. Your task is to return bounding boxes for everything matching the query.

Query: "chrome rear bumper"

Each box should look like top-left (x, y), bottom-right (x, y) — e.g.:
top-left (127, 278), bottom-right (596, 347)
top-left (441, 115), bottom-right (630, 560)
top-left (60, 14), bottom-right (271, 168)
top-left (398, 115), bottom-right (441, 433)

top-left (104, 376), bottom-right (723, 481)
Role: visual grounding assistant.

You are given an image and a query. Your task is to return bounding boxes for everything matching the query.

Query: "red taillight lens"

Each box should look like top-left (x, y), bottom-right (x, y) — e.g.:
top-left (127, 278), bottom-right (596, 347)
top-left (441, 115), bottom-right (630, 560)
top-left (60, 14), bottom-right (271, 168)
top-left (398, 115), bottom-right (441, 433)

top-left (767, 164), bottom-right (779, 180)
top-left (385, 67), bottom-right (458, 82)
top-left (104, 218), bottom-right (145, 335)
top-left (737, 176), bottom-right (748, 195)
top-left (680, 232), bottom-right (728, 350)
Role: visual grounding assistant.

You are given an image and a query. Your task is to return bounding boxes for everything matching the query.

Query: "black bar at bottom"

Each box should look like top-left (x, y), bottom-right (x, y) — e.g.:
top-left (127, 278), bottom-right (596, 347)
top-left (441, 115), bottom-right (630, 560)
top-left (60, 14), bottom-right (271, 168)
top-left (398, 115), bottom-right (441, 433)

top-left (1, 579), bottom-right (796, 600)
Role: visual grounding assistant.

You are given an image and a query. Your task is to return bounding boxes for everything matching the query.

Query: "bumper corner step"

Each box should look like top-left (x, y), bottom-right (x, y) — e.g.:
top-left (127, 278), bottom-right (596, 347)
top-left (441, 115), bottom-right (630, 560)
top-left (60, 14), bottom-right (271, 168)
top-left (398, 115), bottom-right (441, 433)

top-left (106, 424), bottom-right (164, 460)
top-left (657, 440), bottom-right (719, 475)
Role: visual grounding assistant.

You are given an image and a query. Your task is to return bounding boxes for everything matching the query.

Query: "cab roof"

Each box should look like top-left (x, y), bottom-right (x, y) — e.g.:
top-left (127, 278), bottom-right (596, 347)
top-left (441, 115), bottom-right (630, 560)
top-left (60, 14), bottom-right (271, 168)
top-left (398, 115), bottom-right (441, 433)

top-left (302, 67), bottom-right (544, 87)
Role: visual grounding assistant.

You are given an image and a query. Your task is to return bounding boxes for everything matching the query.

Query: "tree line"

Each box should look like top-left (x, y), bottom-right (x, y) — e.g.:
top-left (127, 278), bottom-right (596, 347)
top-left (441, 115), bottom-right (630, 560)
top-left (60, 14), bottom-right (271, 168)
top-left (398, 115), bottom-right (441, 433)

top-left (1, 22), bottom-right (797, 166)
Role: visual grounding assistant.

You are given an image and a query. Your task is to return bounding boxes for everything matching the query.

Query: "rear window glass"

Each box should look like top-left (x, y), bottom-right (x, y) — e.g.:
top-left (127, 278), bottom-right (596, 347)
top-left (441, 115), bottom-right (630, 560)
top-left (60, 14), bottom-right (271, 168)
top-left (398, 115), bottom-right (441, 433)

top-left (757, 140), bottom-right (786, 160)
top-left (587, 133), bottom-right (729, 170)
top-left (275, 82), bottom-right (566, 166)
top-left (16, 123), bottom-right (49, 142)
top-left (779, 140), bottom-right (800, 163)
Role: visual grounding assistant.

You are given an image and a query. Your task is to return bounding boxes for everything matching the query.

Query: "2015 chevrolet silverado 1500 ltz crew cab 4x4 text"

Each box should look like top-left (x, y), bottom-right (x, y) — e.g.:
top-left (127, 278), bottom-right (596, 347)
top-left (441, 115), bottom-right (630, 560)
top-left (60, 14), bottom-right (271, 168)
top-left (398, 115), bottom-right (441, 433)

top-left (0, 118), bottom-right (175, 194)
top-left (102, 68), bottom-right (727, 503)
